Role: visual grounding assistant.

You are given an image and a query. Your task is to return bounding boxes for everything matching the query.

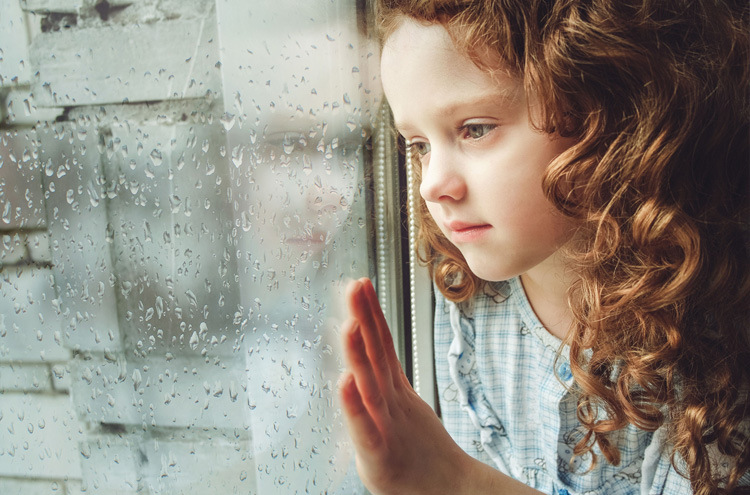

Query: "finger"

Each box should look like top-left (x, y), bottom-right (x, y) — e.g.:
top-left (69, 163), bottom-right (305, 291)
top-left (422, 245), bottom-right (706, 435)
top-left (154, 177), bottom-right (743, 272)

top-left (339, 372), bottom-right (384, 456)
top-left (358, 278), bottom-right (407, 388)
top-left (347, 280), bottom-right (394, 392)
top-left (342, 318), bottom-right (389, 419)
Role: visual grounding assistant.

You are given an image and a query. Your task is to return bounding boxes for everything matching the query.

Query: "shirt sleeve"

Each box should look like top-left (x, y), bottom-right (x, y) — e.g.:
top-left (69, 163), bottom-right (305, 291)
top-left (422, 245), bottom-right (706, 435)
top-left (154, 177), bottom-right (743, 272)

top-left (640, 426), bottom-right (750, 495)
top-left (640, 431), bottom-right (692, 495)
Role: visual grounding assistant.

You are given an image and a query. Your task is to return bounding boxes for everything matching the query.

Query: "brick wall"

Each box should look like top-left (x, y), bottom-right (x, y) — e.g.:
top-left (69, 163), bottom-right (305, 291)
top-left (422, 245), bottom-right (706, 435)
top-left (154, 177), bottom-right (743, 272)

top-left (0, 0), bottom-right (379, 493)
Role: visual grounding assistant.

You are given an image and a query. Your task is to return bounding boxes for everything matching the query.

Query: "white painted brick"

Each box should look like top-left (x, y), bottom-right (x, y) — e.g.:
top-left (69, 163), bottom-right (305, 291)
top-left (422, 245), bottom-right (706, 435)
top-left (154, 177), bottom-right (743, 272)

top-left (22, 0), bottom-right (147, 15)
top-left (84, 0), bottom-right (215, 25)
top-left (104, 120), bottom-right (239, 357)
top-left (0, 266), bottom-right (70, 362)
top-left (59, 432), bottom-right (257, 495)
top-left (22, 0), bottom-right (82, 13)
top-left (30, 19), bottom-right (221, 107)
top-left (0, 231), bottom-right (52, 266)
top-left (50, 362), bottom-right (72, 391)
top-left (0, 0), bottom-right (33, 87)
top-left (0, 129), bottom-right (47, 230)
top-left (0, 362), bottom-right (52, 391)
top-left (77, 433), bottom-right (140, 493)
top-left (0, 478), bottom-right (66, 495)
top-left (60, 480), bottom-right (88, 495)
top-left (1, 233), bottom-right (28, 266)
top-left (2, 89), bottom-right (64, 125)
top-left (38, 124), bottom-right (122, 353)
top-left (0, 393), bottom-right (83, 479)
top-left (26, 231), bottom-right (52, 264)
top-left (70, 354), bottom-right (249, 428)
top-left (137, 436), bottom-right (255, 494)
top-left (69, 355), bottom-right (140, 425)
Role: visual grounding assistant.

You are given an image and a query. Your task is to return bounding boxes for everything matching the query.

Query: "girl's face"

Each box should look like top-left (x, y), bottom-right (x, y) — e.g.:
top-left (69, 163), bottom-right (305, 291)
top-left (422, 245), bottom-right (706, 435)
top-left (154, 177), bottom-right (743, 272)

top-left (381, 19), bottom-right (577, 282)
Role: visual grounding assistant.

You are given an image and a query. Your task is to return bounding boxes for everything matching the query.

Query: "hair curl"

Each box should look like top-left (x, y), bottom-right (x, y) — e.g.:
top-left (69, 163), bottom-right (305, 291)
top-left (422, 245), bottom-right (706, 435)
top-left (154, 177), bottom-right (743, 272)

top-left (377, 1), bottom-right (750, 493)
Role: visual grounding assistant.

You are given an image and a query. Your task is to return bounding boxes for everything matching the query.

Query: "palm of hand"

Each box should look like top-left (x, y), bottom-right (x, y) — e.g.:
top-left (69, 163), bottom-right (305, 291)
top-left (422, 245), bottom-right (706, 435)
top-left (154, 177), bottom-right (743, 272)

top-left (339, 278), bottom-right (470, 495)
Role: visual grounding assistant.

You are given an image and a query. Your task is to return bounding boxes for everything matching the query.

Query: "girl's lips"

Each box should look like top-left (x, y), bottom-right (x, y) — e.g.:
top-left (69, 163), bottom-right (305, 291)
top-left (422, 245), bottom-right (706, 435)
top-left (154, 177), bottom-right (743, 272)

top-left (446, 222), bottom-right (492, 243)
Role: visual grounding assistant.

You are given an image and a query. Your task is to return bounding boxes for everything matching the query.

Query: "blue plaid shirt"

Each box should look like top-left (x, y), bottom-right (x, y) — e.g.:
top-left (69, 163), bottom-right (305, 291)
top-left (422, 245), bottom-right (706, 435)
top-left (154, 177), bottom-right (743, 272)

top-left (433, 276), bottom-right (736, 495)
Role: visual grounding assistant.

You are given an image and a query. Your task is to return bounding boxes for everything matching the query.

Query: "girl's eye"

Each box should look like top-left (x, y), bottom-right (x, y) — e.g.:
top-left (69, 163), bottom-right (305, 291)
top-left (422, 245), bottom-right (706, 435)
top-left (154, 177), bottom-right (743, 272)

top-left (410, 141), bottom-right (431, 156)
top-left (465, 124), bottom-right (495, 140)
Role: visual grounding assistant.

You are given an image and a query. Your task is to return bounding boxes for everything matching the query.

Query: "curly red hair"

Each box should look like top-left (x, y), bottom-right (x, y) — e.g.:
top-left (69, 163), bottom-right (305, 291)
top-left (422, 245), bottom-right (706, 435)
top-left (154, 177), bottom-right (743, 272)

top-left (377, 1), bottom-right (750, 493)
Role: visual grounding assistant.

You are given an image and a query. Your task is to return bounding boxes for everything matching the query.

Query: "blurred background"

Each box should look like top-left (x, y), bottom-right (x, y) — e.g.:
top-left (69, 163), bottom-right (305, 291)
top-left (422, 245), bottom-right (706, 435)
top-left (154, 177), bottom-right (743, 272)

top-left (0, 0), bottom-right (406, 493)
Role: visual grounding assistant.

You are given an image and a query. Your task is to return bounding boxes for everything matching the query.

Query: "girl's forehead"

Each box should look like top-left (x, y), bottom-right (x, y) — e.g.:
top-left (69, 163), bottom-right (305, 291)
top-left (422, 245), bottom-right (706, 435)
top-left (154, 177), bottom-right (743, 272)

top-left (380, 18), bottom-right (526, 133)
top-left (381, 19), bottom-right (518, 94)
top-left (382, 18), bottom-right (453, 55)
top-left (382, 18), bottom-right (515, 81)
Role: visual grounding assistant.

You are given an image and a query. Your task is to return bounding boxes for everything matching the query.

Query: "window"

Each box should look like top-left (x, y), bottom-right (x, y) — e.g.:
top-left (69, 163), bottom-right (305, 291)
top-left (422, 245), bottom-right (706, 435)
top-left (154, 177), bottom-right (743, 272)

top-left (0, 1), bottom-right (420, 493)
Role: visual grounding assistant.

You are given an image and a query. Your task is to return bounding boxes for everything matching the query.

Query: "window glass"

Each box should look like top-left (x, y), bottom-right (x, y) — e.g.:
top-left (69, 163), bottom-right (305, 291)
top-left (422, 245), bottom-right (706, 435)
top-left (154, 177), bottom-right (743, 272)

top-left (0, 1), bottom-right (388, 493)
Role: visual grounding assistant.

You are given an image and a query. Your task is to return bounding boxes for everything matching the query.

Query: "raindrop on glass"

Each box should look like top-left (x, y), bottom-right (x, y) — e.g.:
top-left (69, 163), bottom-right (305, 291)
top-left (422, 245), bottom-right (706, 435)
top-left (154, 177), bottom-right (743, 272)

top-left (150, 149), bottom-right (163, 167)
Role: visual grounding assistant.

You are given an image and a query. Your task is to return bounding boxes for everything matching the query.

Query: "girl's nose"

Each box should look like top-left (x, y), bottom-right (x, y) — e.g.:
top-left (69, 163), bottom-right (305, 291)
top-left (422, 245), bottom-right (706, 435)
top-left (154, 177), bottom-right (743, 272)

top-left (418, 149), bottom-right (466, 203)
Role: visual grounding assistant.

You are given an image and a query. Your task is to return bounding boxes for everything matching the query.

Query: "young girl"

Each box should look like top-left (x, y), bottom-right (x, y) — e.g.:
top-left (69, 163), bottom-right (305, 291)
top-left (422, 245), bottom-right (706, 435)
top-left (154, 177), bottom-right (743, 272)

top-left (339, 1), bottom-right (750, 494)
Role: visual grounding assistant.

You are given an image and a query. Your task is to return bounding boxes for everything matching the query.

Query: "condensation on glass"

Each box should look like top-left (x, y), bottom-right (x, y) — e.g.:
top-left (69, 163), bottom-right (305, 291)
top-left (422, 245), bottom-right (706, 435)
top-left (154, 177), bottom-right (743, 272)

top-left (0, 1), bottom-right (400, 494)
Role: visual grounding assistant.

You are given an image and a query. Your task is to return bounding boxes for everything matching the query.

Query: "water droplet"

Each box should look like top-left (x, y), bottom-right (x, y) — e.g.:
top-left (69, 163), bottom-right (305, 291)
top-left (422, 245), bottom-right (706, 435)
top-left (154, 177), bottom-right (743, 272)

top-left (302, 154), bottom-right (312, 175)
top-left (2, 202), bottom-right (11, 224)
top-left (150, 149), bottom-right (163, 166)
top-left (221, 112), bottom-right (236, 131)
top-left (170, 195), bottom-right (181, 213)
top-left (189, 331), bottom-right (199, 350)
top-left (231, 145), bottom-right (243, 168)
top-left (132, 369), bottom-right (142, 391)
top-left (87, 180), bottom-right (100, 207)
top-left (155, 296), bottom-right (164, 318)
top-left (121, 280), bottom-right (133, 297)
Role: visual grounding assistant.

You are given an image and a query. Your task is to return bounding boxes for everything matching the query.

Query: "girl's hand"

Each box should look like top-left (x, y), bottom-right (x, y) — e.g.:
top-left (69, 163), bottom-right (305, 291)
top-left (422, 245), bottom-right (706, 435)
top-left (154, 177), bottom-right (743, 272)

top-left (338, 277), bottom-right (472, 495)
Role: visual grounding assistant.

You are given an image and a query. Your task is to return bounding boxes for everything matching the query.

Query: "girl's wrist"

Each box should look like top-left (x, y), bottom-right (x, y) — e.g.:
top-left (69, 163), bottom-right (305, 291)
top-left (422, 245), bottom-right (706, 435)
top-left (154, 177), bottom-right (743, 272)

top-left (458, 455), bottom-right (545, 495)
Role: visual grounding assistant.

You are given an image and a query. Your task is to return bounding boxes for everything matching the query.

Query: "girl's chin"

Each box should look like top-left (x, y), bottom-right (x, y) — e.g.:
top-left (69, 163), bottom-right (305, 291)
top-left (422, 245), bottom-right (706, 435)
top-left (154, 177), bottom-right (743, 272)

top-left (463, 257), bottom-right (523, 283)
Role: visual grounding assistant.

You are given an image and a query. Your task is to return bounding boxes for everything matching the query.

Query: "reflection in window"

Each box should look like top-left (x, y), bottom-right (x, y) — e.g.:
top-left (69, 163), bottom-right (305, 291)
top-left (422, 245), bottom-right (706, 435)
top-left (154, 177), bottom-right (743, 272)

top-left (0, 1), bottom-right (397, 493)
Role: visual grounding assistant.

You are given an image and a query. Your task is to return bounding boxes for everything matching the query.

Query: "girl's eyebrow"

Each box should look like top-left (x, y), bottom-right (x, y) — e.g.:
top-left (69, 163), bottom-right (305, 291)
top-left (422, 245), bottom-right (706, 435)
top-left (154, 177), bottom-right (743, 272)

top-left (393, 90), bottom-right (519, 133)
